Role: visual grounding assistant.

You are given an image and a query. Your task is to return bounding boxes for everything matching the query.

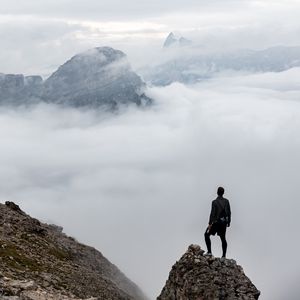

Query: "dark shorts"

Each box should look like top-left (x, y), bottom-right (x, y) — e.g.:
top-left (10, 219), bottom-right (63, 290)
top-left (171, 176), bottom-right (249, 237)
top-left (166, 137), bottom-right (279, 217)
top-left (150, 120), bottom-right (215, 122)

top-left (206, 222), bottom-right (227, 236)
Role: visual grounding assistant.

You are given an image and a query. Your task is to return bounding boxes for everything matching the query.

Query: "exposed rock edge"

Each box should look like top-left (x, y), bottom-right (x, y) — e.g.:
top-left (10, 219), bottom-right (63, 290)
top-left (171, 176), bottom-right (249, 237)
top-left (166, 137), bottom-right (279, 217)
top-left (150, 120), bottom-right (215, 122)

top-left (157, 244), bottom-right (260, 300)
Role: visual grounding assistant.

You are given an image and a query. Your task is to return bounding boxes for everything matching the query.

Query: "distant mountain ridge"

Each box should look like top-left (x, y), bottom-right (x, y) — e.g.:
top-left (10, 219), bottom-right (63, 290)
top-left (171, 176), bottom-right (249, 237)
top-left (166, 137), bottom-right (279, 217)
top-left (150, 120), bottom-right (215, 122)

top-left (141, 33), bottom-right (300, 85)
top-left (0, 47), bottom-right (150, 109)
top-left (4, 42), bottom-right (300, 98)
top-left (0, 201), bottom-right (147, 300)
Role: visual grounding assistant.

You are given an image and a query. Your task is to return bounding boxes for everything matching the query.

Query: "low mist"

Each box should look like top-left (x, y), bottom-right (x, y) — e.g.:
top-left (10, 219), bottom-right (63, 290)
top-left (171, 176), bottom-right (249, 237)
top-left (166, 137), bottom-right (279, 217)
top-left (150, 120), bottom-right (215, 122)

top-left (1, 68), bottom-right (300, 299)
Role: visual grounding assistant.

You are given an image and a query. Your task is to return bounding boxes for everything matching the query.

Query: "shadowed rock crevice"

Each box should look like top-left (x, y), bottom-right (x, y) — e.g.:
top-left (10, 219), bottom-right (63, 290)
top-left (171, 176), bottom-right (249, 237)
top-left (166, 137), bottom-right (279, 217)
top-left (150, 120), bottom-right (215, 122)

top-left (157, 244), bottom-right (260, 300)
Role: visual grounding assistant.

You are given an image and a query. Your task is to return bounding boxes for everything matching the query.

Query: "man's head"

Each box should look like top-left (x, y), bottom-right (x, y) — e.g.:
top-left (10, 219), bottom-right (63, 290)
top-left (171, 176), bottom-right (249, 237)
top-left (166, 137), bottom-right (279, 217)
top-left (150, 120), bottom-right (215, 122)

top-left (217, 186), bottom-right (225, 196)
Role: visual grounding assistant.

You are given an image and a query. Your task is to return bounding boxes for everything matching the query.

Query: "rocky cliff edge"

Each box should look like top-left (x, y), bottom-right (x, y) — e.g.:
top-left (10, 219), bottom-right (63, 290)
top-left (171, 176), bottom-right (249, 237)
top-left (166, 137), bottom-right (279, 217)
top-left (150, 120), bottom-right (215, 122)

top-left (157, 244), bottom-right (260, 300)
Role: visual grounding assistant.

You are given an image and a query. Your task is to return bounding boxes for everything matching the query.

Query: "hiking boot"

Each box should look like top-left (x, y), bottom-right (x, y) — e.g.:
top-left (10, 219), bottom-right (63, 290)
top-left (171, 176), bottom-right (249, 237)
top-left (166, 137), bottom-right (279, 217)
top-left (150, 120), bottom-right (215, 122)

top-left (204, 252), bottom-right (213, 257)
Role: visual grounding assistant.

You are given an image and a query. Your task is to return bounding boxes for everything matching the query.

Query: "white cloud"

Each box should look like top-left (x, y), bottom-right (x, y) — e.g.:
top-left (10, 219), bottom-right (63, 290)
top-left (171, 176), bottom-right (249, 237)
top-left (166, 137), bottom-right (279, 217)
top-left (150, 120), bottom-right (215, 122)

top-left (1, 0), bottom-right (300, 74)
top-left (0, 68), bottom-right (300, 299)
top-left (0, 1), bottom-right (241, 20)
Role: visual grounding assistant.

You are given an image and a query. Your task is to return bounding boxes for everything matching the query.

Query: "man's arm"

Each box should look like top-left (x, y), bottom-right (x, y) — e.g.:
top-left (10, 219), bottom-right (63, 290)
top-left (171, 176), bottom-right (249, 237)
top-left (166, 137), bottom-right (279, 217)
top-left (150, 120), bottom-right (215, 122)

top-left (209, 201), bottom-right (216, 225)
top-left (227, 200), bottom-right (231, 227)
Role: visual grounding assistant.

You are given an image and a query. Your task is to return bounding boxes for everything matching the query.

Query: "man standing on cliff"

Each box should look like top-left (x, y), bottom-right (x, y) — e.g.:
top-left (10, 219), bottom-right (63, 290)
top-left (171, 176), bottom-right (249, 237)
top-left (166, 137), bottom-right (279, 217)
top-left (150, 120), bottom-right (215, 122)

top-left (204, 187), bottom-right (231, 258)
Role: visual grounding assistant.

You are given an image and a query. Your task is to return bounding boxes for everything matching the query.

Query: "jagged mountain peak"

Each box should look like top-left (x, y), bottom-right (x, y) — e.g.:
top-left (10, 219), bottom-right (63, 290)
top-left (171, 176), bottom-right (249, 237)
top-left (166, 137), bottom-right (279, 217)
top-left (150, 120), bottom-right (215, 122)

top-left (0, 46), bottom-right (151, 109)
top-left (80, 46), bottom-right (125, 57)
top-left (158, 244), bottom-right (260, 300)
top-left (41, 46), bottom-right (150, 108)
top-left (163, 32), bottom-right (177, 48)
top-left (46, 46), bottom-right (130, 83)
top-left (65, 47), bottom-right (127, 68)
top-left (163, 32), bottom-right (192, 48)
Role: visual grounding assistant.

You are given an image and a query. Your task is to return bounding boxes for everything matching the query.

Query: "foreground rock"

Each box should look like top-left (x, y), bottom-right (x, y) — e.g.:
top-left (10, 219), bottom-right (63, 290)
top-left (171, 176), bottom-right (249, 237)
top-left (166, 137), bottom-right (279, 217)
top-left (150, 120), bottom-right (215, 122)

top-left (157, 244), bottom-right (260, 300)
top-left (0, 201), bottom-right (146, 300)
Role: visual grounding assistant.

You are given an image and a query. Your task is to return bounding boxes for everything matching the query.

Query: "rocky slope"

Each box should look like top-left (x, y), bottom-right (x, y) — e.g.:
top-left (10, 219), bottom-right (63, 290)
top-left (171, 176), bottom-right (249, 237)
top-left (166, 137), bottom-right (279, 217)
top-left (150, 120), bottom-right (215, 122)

top-left (0, 47), bottom-right (150, 108)
top-left (0, 201), bottom-right (146, 300)
top-left (157, 244), bottom-right (260, 300)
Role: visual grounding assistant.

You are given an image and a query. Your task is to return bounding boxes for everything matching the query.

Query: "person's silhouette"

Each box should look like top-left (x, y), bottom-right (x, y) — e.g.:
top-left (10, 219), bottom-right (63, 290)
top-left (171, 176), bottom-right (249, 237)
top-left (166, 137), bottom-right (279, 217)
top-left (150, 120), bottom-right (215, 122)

top-left (204, 187), bottom-right (231, 258)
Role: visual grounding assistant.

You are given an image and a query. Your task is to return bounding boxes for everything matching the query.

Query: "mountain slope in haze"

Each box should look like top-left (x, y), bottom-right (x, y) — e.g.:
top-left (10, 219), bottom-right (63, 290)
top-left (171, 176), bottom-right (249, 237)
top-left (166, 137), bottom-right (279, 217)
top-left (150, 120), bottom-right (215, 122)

top-left (158, 244), bottom-right (260, 300)
top-left (42, 47), bottom-right (150, 108)
top-left (142, 33), bottom-right (300, 85)
top-left (0, 47), bottom-right (150, 109)
top-left (0, 201), bottom-right (147, 300)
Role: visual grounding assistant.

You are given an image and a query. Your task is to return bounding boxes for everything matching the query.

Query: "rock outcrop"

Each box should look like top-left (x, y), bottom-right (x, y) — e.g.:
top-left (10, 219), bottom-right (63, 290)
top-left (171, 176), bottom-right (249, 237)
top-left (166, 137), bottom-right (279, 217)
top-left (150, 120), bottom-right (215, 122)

top-left (157, 244), bottom-right (260, 300)
top-left (0, 201), bottom-right (147, 300)
top-left (0, 74), bottom-right (43, 105)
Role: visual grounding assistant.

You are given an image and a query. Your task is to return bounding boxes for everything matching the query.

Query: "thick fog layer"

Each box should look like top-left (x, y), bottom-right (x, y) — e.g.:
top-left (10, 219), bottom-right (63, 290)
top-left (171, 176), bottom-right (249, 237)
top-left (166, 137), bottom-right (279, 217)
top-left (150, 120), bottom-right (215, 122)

top-left (2, 0), bottom-right (300, 75)
top-left (0, 68), bottom-right (300, 299)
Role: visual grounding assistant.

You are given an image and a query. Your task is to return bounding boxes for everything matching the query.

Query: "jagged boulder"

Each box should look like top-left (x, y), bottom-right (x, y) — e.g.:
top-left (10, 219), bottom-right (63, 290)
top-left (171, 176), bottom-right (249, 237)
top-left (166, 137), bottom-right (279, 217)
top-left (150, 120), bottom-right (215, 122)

top-left (157, 244), bottom-right (260, 300)
top-left (4, 202), bottom-right (25, 214)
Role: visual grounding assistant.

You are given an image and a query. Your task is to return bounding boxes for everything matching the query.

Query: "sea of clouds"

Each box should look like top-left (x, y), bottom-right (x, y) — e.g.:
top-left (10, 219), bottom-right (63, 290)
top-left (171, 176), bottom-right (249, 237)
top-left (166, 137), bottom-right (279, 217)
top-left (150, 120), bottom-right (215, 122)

top-left (1, 68), bottom-right (300, 299)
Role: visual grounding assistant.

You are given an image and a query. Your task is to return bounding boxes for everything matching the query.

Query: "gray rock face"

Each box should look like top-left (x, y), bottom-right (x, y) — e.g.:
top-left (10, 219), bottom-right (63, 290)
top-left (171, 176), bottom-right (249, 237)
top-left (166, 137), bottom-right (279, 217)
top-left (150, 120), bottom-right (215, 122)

top-left (0, 74), bottom-right (43, 105)
top-left (0, 201), bottom-right (147, 300)
top-left (42, 47), bottom-right (149, 108)
top-left (25, 76), bottom-right (43, 87)
top-left (157, 244), bottom-right (260, 300)
top-left (0, 47), bottom-right (150, 109)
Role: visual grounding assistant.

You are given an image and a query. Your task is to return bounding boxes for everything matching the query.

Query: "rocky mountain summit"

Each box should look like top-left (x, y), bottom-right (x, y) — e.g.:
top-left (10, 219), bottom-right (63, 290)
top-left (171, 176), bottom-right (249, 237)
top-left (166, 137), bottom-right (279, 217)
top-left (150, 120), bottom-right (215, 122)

top-left (42, 47), bottom-right (150, 108)
top-left (163, 33), bottom-right (192, 48)
top-left (0, 47), bottom-right (150, 109)
top-left (0, 201), bottom-right (146, 300)
top-left (157, 244), bottom-right (260, 300)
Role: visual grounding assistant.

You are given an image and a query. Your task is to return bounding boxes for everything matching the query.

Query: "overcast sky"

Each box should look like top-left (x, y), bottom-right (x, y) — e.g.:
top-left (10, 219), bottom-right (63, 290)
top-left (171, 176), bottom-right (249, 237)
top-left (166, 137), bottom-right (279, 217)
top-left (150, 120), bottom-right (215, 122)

top-left (1, 0), bottom-right (300, 75)
top-left (1, 1), bottom-right (300, 300)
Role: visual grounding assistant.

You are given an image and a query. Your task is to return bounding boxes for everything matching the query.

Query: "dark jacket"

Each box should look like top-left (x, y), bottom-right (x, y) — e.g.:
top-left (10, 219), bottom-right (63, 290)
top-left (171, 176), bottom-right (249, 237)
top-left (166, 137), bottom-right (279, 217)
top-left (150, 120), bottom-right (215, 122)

top-left (209, 196), bottom-right (231, 225)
